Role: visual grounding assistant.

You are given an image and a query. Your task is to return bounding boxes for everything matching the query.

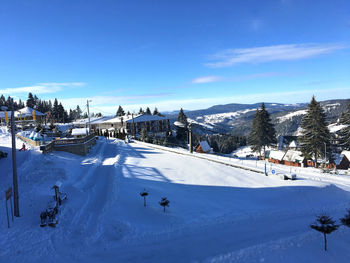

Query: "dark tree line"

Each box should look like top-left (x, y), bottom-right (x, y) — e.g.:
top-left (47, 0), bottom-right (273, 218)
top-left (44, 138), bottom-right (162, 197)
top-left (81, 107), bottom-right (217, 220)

top-left (0, 92), bottom-right (85, 123)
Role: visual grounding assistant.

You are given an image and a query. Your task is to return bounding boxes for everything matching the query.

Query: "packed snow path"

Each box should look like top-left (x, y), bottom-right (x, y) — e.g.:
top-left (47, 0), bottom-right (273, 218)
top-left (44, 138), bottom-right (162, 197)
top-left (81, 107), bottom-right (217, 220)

top-left (1, 137), bottom-right (350, 262)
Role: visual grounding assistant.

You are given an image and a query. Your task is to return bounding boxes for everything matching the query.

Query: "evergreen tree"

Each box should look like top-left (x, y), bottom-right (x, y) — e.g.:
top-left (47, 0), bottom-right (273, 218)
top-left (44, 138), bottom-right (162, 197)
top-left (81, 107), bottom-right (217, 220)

top-left (26, 93), bottom-right (35, 108)
top-left (176, 108), bottom-right (188, 141)
top-left (58, 103), bottom-right (65, 123)
top-left (139, 107), bottom-right (144, 114)
top-left (248, 103), bottom-right (276, 158)
top-left (145, 107), bottom-right (152, 115)
top-left (141, 128), bottom-right (148, 142)
top-left (116, 105), bottom-right (125, 116)
top-left (310, 214), bottom-right (339, 251)
top-left (153, 107), bottom-right (159, 115)
top-left (76, 105), bottom-right (82, 119)
top-left (52, 98), bottom-right (59, 121)
top-left (299, 96), bottom-right (330, 167)
top-left (339, 103), bottom-right (350, 150)
top-left (340, 209), bottom-right (350, 228)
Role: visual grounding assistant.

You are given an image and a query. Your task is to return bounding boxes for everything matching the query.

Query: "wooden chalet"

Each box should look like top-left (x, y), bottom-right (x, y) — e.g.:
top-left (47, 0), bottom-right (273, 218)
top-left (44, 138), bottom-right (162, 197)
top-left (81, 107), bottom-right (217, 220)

top-left (282, 150), bottom-right (307, 167)
top-left (195, 141), bottom-right (211, 153)
top-left (268, 150), bottom-right (285, 164)
top-left (334, 154), bottom-right (350, 170)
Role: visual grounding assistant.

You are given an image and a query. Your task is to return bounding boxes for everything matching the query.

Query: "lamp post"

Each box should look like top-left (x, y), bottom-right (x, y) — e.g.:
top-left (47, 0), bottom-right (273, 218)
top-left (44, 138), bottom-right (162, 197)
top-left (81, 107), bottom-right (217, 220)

top-left (174, 121), bottom-right (193, 153)
top-left (86, 100), bottom-right (92, 134)
top-left (10, 99), bottom-right (19, 217)
top-left (324, 142), bottom-right (327, 167)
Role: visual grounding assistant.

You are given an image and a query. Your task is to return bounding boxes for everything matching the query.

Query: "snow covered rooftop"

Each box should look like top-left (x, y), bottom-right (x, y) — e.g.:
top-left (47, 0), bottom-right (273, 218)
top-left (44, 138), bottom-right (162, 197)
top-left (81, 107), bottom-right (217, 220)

top-left (102, 114), bottom-right (168, 124)
top-left (269, 150), bottom-right (285, 161)
top-left (198, 141), bottom-right (211, 152)
top-left (288, 140), bottom-right (298, 148)
top-left (15, 107), bottom-right (45, 117)
top-left (341, 150), bottom-right (350, 162)
top-left (282, 150), bottom-right (304, 162)
top-left (71, 128), bottom-right (89, 136)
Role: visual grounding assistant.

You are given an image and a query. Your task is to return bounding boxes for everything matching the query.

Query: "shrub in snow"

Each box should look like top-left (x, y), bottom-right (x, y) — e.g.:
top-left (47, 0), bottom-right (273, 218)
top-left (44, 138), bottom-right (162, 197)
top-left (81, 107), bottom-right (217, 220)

top-left (340, 209), bottom-right (350, 227)
top-left (310, 214), bottom-right (339, 251)
top-left (140, 189), bottom-right (148, 207)
top-left (159, 197), bottom-right (170, 213)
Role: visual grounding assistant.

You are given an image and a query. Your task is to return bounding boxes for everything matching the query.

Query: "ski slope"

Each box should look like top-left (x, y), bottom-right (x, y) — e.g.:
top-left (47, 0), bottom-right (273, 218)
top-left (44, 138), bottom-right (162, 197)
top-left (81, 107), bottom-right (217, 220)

top-left (1, 131), bottom-right (350, 262)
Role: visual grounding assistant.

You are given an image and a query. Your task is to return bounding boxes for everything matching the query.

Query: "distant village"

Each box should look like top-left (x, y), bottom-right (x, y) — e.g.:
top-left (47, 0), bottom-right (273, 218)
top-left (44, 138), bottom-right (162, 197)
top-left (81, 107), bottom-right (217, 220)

top-left (0, 93), bottom-right (350, 171)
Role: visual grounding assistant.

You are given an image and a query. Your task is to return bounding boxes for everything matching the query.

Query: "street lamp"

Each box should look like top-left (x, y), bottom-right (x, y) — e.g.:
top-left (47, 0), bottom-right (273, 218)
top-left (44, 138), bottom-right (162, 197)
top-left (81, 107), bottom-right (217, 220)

top-left (87, 100), bottom-right (92, 134)
top-left (324, 142), bottom-right (327, 167)
top-left (174, 121), bottom-right (193, 153)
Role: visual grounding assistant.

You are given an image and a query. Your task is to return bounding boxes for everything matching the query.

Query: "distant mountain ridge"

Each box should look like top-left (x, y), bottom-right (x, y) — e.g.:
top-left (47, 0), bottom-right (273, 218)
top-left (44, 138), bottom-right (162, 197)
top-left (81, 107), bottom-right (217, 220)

top-left (165, 99), bottom-right (350, 136)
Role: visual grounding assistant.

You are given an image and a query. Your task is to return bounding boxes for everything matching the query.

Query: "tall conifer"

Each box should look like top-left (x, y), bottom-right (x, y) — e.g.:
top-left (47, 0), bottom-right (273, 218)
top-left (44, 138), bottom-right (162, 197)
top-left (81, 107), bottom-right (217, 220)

top-left (299, 96), bottom-right (330, 167)
top-left (248, 103), bottom-right (276, 158)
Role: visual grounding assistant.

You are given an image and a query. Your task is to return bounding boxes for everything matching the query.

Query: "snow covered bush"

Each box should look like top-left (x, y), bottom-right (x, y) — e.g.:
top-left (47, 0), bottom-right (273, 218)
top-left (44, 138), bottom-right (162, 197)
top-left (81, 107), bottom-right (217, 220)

top-left (140, 189), bottom-right (149, 207)
top-left (159, 197), bottom-right (170, 213)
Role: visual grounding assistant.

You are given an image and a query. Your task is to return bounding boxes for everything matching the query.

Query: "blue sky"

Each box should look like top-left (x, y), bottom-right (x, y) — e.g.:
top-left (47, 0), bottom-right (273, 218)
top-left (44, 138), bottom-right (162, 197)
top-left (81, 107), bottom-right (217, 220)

top-left (0, 0), bottom-right (349, 114)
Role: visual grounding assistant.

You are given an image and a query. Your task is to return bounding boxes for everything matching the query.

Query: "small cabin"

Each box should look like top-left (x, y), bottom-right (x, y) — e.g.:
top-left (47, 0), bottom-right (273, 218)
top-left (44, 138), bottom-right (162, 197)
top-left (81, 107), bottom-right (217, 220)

top-left (282, 150), bottom-right (307, 167)
top-left (195, 141), bottom-right (211, 153)
top-left (71, 128), bottom-right (89, 138)
top-left (334, 154), bottom-right (350, 170)
top-left (268, 150), bottom-right (285, 164)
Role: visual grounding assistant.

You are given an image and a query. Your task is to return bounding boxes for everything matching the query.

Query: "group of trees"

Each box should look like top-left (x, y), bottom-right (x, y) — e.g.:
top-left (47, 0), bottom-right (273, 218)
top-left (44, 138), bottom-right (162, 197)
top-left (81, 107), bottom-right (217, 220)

top-left (339, 102), bottom-right (350, 150)
top-left (0, 93), bottom-right (90, 123)
top-left (0, 95), bottom-right (25, 110)
top-left (115, 105), bottom-right (163, 117)
top-left (248, 96), bottom-right (350, 167)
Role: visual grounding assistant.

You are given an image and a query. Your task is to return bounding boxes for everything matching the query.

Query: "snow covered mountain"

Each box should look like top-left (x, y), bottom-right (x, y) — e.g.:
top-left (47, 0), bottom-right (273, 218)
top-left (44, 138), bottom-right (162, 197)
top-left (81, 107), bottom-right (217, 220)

top-left (166, 99), bottom-right (350, 136)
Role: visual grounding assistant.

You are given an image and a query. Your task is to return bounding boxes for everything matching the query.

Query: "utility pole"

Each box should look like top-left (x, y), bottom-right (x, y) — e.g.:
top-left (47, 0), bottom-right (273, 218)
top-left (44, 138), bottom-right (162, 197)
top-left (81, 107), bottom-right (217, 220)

top-left (87, 100), bottom-right (91, 134)
top-left (132, 113), bottom-right (135, 138)
top-left (11, 99), bottom-right (20, 217)
top-left (189, 123), bottom-right (193, 153)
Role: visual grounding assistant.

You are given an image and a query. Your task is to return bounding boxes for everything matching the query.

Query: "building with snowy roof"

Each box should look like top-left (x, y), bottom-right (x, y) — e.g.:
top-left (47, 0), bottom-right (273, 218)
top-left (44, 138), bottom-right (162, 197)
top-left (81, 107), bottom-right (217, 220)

top-left (195, 141), bottom-right (211, 153)
top-left (268, 150), bottom-right (286, 164)
top-left (333, 154), bottom-right (349, 170)
top-left (282, 150), bottom-right (306, 167)
top-left (71, 128), bottom-right (90, 138)
top-left (99, 114), bottom-right (170, 138)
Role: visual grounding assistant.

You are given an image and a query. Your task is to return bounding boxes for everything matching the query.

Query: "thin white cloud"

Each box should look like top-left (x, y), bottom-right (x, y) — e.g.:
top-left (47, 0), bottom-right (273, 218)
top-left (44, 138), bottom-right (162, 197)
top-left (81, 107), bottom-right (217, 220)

top-left (0, 82), bottom-right (85, 94)
top-left (56, 87), bottom-right (350, 114)
top-left (191, 72), bottom-right (282, 84)
top-left (205, 43), bottom-right (346, 68)
top-left (191, 76), bottom-right (225, 84)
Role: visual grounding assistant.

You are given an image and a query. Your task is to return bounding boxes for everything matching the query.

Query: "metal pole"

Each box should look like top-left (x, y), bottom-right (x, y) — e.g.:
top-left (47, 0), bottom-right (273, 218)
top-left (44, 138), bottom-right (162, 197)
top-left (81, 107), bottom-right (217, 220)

top-left (87, 100), bottom-right (91, 134)
top-left (189, 124), bottom-right (193, 153)
top-left (11, 99), bottom-right (20, 217)
top-left (324, 142), bottom-right (326, 167)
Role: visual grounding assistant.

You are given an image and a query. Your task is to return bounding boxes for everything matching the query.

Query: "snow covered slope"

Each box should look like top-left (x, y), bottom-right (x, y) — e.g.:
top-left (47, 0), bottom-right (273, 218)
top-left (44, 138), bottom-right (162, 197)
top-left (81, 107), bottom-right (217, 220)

top-left (1, 133), bottom-right (350, 262)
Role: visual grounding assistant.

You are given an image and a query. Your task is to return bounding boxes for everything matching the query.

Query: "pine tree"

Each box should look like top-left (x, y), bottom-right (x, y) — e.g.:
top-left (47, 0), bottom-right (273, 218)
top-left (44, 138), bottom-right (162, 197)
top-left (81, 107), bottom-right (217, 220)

top-left (248, 103), bottom-right (276, 158)
top-left (153, 107), bottom-right (159, 115)
top-left (141, 128), bottom-right (148, 142)
top-left (339, 103), bottom-right (350, 150)
top-left (52, 98), bottom-right (59, 121)
top-left (176, 108), bottom-right (188, 141)
top-left (299, 96), bottom-right (331, 167)
top-left (76, 105), bottom-right (82, 119)
top-left (145, 107), bottom-right (152, 115)
top-left (139, 107), bottom-right (144, 114)
top-left (26, 93), bottom-right (35, 108)
top-left (116, 105), bottom-right (125, 116)
top-left (340, 209), bottom-right (350, 228)
top-left (310, 214), bottom-right (339, 251)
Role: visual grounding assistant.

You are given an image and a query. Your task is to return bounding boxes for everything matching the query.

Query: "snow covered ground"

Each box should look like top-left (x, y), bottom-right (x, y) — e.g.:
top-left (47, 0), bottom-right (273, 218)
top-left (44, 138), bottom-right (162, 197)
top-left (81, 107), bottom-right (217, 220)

top-left (1, 128), bottom-right (350, 262)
